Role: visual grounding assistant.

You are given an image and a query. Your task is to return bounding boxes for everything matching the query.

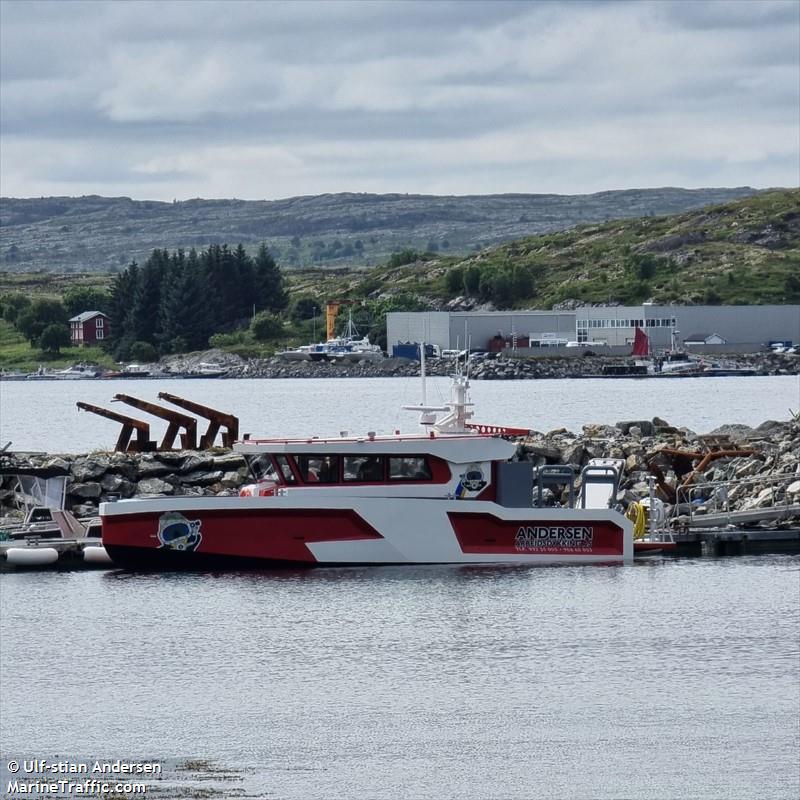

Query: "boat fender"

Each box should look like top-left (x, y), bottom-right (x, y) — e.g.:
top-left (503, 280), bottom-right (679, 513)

top-left (83, 545), bottom-right (113, 564)
top-left (6, 547), bottom-right (59, 566)
top-left (239, 480), bottom-right (278, 497)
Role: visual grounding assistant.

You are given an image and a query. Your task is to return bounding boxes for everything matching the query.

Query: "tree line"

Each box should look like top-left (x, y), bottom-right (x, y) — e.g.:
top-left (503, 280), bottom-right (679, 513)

top-left (0, 242), bottom-right (287, 359)
top-left (106, 243), bottom-right (286, 360)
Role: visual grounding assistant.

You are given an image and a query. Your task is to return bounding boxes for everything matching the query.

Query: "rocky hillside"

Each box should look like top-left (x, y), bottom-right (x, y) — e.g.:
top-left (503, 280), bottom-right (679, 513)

top-left (319, 188), bottom-right (800, 308)
top-left (0, 187), bottom-right (759, 273)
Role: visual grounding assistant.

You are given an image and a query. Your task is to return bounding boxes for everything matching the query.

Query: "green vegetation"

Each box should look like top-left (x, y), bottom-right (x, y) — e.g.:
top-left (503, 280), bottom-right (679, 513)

top-left (0, 189), bottom-right (797, 369)
top-left (0, 318), bottom-right (116, 370)
top-left (329, 188), bottom-right (800, 310)
top-left (105, 242), bottom-right (287, 361)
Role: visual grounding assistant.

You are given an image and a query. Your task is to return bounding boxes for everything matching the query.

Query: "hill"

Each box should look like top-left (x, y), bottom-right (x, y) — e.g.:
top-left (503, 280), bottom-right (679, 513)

top-left (298, 188), bottom-right (800, 309)
top-left (0, 187), bottom-right (759, 273)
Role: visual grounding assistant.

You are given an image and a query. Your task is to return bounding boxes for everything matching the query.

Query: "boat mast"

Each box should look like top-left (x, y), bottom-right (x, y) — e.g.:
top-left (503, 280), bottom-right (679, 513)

top-left (420, 340), bottom-right (427, 406)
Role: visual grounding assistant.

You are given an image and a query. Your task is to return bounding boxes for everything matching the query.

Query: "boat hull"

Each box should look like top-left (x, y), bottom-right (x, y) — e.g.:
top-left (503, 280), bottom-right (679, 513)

top-left (101, 496), bottom-right (633, 570)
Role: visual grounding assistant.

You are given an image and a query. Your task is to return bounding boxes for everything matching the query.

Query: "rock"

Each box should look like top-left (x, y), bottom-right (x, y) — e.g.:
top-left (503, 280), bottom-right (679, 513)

top-left (71, 459), bottom-right (108, 482)
top-left (136, 477), bottom-right (174, 495)
top-left (524, 444), bottom-right (562, 461)
top-left (69, 481), bottom-right (102, 499)
top-left (179, 454), bottom-right (214, 474)
top-left (136, 456), bottom-right (172, 478)
top-left (72, 502), bottom-right (98, 517)
top-left (625, 454), bottom-right (641, 472)
top-left (219, 471), bottom-right (245, 488)
top-left (616, 420), bottom-right (655, 436)
top-left (101, 473), bottom-right (136, 498)
top-left (181, 470), bottom-right (224, 486)
top-left (40, 457), bottom-right (71, 475)
top-left (211, 453), bottom-right (248, 470)
top-left (561, 443), bottom-right (585, 466)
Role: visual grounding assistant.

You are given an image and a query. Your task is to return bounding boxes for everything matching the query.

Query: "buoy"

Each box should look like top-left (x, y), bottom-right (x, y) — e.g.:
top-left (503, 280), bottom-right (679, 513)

top-left (6, 547), bottom-right (59, 566)
top-left (83, 545), bottom-right (113, 564)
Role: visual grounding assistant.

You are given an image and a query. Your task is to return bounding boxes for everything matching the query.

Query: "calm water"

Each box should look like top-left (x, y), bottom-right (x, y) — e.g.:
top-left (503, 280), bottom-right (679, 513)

top-left (1, 558), bottom-right (799, 799)
top-left (1, 374), bottom-right (798, 452)
top-left (1, 377), bottom-right (799, 799)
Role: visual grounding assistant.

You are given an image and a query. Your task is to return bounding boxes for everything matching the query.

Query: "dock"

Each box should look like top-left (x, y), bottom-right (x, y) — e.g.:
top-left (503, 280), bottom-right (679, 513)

top-left (670, 527), bottom-right (800, 557)
top-left (0, 538), bottom-right (112, 571)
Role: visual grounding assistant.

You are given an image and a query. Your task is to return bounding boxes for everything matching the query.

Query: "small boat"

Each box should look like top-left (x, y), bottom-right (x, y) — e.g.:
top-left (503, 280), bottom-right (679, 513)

top-left (104, 364), bottom-right (150, 379)
top-left (182, 362), bottom-right (228, 378)
top-left (100, 358), bottom-right (634, 570)
top-left (279, 312), bottom-right (384, 363)
top-left (0, 475), bottom-right (110, 570)
top-left (52, 364), bottom-right (100, 379)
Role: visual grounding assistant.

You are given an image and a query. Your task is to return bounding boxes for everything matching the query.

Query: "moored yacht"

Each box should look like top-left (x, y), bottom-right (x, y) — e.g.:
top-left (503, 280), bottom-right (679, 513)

top-left (278, 311), bottom-right (384, 363)
top-left (100, 364), bottom-right (633, 569)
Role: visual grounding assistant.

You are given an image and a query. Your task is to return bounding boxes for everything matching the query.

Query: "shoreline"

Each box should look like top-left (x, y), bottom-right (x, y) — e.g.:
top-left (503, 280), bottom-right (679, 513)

top-left (3, 351), bottom-right (797, 382)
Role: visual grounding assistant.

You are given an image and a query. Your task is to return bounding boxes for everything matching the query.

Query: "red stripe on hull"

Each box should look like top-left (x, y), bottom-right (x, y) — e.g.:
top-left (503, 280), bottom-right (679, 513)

top-left (102, 508), bottom-right (383, 564)
top-left (448, 512), bottom-right (626, 557)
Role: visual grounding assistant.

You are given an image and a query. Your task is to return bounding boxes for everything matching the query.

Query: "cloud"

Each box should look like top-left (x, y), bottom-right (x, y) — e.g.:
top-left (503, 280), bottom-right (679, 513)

top-left (1, 0), bottom-right (797, 200)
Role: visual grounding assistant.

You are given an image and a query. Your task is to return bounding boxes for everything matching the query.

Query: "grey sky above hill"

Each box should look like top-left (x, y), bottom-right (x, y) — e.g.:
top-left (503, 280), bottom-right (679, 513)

top-left (1, 0), bottom-right (798, 201)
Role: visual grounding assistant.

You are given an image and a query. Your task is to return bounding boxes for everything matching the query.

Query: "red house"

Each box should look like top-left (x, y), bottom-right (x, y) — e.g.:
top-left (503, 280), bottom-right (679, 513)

top-left (69, 311), bottom-right (110, 347)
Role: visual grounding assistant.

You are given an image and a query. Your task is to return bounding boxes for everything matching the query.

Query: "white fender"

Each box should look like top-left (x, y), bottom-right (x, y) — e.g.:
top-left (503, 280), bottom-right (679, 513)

top-left (83, 545), bottom-right (113, 564)
top-left (6, 547), bottom-right (59, 566)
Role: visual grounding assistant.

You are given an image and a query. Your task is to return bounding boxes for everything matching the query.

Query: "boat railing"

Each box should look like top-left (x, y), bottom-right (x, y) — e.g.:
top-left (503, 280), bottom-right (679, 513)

top-left (670, 472), bottom-right (800, 529)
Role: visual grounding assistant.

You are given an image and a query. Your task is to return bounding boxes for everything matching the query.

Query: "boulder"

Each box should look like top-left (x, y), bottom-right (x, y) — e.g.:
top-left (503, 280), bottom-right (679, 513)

top-left (69, 481), bottom-right (102, 499)
top-left (136, 477), bottom-right (174, 495)
top-left (616, 420), bottom-right (655, 436)
top-left (136, 456), bottom-right (171, 478)
top-left (72, 459), bottom-right (108, 482)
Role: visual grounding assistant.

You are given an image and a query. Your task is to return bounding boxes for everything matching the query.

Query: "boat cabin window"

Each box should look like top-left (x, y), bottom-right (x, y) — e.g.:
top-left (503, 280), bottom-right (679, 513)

top-left (246, 454), bottom-right (279, 481)
top-left (274, 455), bottom-right (297, 484)
top-left (296, 455), bottom-right (339, 484)
top-left (388, 456), bottom-right (432, 481)
top-left (344, 455), bottom-right (385, 482)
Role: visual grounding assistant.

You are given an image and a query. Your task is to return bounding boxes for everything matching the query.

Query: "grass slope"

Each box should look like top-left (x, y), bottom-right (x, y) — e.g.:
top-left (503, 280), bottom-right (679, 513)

top-left (328, 188), bottom-right (800, 308)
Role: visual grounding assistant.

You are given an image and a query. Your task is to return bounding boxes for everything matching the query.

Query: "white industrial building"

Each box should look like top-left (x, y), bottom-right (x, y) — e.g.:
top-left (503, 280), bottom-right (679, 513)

top-left (387, 305), bottom-right (800, 354)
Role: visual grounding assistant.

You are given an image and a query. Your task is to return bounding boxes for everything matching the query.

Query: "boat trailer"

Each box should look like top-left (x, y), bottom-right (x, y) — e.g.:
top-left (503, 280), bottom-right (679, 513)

top-left (76, 393), bottom-right (240, 452)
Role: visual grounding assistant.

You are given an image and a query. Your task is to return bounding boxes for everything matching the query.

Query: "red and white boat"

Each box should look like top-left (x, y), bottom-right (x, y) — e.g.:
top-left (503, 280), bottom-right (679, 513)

top-left (100, 370), bottom-right (634, 569)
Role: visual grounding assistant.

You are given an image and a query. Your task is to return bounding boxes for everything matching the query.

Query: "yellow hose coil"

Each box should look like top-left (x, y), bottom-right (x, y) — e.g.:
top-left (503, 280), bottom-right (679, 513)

top-left (626, 501), bottom-right (648, 540)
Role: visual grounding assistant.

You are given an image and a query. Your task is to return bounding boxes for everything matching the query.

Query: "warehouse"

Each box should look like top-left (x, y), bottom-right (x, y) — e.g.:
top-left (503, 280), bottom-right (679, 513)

top-left (387, 305), bottom-right (800, 354)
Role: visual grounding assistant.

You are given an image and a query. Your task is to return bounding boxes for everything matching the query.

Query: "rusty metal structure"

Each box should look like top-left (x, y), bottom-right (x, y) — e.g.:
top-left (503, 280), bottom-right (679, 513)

top-left (76, 393), bottom-right (240, 452)
top-left (157, 392), bottom-right (239, 448)
top-left (112, 393), bottom-right (198, 450)
top-left (648, 434), bottom-right (761, 502)
top-left (76, 402), bottom-right (157, 452)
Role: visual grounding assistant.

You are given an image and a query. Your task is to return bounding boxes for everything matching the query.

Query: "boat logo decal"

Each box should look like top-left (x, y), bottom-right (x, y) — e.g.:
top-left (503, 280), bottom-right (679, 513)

top-left (455, 463), bottom-right (487, 498)
top-left (515, 525), bottom-right (594, 551)
top-left (156, 512), bottom-right (202, 552)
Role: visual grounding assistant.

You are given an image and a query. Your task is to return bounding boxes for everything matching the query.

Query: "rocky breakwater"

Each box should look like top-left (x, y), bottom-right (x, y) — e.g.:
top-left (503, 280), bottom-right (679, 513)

top-left (512, 415), bottom-right (800, 526)
top-left (0, 418), bottom-right (797, 529)
top-left (0, 450), bottom-right (250, 521)
top-left (226, 351), bottom-right (796, 380)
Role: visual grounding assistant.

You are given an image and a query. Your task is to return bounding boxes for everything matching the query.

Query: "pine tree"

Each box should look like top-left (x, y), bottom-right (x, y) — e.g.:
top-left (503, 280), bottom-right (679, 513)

top-left (159, 248), bottom-right (208, 351)
top-left (130, 249), bottom-right (167, 345)
top-left (105, 261), bottom-right (140, 356)
top-left (253, 242), bottom-right (287, 312)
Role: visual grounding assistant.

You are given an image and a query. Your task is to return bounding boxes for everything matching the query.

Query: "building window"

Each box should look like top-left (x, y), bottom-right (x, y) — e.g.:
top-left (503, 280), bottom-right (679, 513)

top-left (96, 318), bottom-right (104, 329)
top-left (96, 330), bottom-right (104, 340)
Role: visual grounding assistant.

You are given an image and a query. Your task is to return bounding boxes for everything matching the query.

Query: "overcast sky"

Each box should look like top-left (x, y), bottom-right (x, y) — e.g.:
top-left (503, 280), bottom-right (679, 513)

top-left (1, 0), bottom-right (798, 201)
